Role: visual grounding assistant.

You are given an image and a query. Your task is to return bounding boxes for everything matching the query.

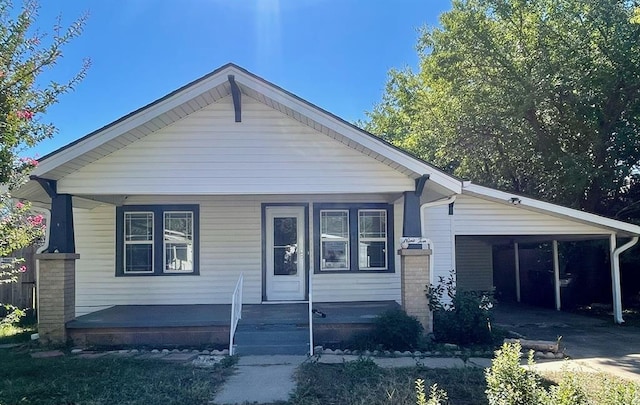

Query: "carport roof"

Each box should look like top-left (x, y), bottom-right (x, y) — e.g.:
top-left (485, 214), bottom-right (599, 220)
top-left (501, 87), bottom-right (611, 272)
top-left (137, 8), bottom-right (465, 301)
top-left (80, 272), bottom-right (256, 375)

top-left (463, 183), bottom-right (640, 238)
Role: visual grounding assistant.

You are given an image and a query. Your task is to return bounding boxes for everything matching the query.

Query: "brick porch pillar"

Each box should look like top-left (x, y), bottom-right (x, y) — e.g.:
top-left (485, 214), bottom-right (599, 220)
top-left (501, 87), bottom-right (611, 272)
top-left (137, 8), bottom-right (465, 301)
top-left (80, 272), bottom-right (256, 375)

top-left (35, 253), bottom-right (79, 344)
top-left (398, 248), bottom-right (432, 333)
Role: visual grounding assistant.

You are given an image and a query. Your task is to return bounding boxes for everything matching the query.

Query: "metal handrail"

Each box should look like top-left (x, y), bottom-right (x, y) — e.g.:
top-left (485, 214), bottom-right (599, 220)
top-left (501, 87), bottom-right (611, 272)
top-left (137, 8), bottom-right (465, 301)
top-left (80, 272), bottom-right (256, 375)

top-left (229, 273), bottom-right (244, 355)
top-left (308, 271), bottom-right (314, 356)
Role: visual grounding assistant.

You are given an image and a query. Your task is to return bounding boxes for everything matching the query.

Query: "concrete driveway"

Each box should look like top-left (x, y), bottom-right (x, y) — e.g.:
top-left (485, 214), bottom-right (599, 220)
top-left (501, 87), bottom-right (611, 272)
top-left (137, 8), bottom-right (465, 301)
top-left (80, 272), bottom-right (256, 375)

top-left (493, 304), bottom-right (640, 382)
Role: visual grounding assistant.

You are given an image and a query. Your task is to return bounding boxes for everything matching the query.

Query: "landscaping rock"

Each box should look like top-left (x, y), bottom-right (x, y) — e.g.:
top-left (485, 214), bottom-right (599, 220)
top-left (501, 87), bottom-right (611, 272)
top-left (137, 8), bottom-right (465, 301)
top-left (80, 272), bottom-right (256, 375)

top-left (71, 348), bottom-right (83, 354)
top-left (443, 343), bottom-right (459, 350)
top-left (151, 349), bottom-right (160, 353)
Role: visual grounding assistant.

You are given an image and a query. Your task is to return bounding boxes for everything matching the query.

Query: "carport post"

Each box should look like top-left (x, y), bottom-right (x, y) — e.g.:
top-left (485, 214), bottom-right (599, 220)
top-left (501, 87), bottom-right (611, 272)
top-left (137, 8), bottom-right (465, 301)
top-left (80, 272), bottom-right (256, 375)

top-left (610, 234), bottom-right (639, 324)
top-left (552, 240), bottom-right (561, 311)
top-left (514, 242), bottom-right (521, 303)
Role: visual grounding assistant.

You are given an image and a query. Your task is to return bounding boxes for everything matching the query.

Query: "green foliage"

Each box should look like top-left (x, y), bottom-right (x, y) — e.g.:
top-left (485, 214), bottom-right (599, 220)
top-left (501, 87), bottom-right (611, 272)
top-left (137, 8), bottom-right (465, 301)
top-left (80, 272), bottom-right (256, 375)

top-left (346, 309), bottom-right (424, 351)
top-left (590, 374), bottom-right (640, 405)
top-left (364, 0), bottom-right (640, 217)
top-left (485, 342), bottom-right (546, 405)
top-left (415, 379), bottom-right (448, 405)
top-left (371, 309), bottom-right (424, 351)
top-left (427, 270), bottom-right (495, 345)
top-left (547, 372), bottom-right (588, 405)
top-left (0, 0), bottom-right (88, 325)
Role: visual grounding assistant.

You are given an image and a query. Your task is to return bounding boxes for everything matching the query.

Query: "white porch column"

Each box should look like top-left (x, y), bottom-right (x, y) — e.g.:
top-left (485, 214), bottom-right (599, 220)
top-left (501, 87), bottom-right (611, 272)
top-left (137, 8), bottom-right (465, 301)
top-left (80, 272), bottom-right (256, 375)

top-left (552, 240), bottom-right (561, 311)
top-left (514, 242), bottom-right (521, 303)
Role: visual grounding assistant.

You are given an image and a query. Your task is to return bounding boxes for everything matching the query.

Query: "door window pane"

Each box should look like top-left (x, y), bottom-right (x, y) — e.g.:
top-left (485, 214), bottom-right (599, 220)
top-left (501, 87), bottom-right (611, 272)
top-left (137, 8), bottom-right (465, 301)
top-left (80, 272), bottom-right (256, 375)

top-left (273, 216), bottom-right (298, 276)
top-left (274, 246), bottom-right (298, 275)
top-left (274, 217), bottom-right (297, 246)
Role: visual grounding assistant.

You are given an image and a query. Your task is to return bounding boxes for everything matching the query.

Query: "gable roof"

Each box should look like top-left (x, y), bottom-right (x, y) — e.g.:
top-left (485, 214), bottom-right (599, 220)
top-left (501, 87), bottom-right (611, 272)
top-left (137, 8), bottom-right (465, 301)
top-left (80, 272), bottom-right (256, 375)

top-left (30, 63), bottom-right (462, 196)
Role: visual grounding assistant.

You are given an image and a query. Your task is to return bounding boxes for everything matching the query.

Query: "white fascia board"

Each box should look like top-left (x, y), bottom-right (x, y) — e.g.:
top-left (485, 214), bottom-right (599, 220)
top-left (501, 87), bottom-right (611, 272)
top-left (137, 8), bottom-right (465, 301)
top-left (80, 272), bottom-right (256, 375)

top-left (33, 71), bottom-right (233, 177)
top-left (233, 72), bottom-right (463, 195)
top-left (463, 183), bottom-right (640, 236)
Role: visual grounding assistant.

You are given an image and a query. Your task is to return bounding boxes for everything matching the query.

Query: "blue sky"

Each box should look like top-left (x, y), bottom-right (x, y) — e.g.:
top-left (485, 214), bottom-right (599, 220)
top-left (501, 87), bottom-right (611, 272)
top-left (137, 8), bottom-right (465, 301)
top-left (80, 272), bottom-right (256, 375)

top-left (28, 0), bottom-right (450, 157)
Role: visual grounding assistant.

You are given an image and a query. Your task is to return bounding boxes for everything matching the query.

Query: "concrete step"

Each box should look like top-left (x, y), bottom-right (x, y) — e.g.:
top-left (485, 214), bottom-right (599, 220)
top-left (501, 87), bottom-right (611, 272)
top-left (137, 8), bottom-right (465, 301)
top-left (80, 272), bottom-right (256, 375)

top-left (234, 323), bottom-right (310, 355)
top-left (236, 343), bottom-right (309, 355)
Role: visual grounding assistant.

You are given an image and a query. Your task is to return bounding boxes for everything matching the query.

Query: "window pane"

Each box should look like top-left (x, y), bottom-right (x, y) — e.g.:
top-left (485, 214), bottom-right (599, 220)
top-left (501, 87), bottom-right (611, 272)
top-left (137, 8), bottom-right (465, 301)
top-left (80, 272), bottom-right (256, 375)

top-left (125, 244), bottom-right (153, 272)
top-left (321, 211), bottom-right (349, 238)
top-left (359, 241), bottom-right (386, 269)
top-left (125, 213), bottom-right (153, 241)
top-left (164, 212), bottom-right (194, 272)
top-left (274, 246), bottom-right (298, 275)
top-left (274, 217), bottom-right (297, 246)
top-left (322, 241), bottom-right (349, 269)
top-left (359, 210), bottom-right (386, 238)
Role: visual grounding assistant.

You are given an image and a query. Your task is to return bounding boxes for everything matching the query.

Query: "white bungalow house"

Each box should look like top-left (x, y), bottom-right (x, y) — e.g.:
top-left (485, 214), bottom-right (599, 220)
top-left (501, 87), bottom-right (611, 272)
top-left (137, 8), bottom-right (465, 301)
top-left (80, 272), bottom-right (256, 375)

top-left (17, 63), bottom-right (640, 348)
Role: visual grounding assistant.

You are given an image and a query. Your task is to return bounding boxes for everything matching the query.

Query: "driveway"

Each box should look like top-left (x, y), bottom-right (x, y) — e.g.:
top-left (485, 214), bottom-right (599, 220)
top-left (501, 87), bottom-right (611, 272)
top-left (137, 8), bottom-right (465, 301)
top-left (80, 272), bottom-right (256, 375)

top-left (493, 303), bottom-right (640, 381)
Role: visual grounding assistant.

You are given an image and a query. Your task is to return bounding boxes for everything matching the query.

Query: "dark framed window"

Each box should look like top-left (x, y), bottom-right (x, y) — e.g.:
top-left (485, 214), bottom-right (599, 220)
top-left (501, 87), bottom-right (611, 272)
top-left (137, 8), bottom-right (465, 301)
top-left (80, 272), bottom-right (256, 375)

top-left (116, 205), bottom-right (199, 276)
top-left (313, 203), bottom-right (394, 273)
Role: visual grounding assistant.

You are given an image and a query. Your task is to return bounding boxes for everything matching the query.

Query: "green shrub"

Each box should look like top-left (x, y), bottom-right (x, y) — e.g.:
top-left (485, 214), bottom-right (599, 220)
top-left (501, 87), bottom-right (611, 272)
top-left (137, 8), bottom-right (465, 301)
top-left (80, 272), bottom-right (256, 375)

top-left (485, 342), bottom-right (546, 405)
top-left (345, 308), bottom-right (423, 351)
top-left (427, 270), bottom-right (494, 345)
top-left (547, 371), bottom-right (588, 405)
top-left (371, 309), bottom-right (423, 351)
top-left (591, 374), bottom-right (640, 405)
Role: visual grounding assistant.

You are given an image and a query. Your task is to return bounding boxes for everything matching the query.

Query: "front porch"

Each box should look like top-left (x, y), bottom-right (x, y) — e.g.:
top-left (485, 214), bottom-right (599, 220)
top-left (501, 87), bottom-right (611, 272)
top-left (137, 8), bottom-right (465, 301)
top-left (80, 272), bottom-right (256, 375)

top-left (66, 301), bottom-right (400, 348)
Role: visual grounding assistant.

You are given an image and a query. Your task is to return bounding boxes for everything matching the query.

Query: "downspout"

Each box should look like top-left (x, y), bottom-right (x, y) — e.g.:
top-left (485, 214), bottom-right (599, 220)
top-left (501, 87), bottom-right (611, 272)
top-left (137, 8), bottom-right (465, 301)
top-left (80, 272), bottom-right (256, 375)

top-left (420, 196), bottom-right (457, 285)
top-left (610, 235), bottom-right (639, 324)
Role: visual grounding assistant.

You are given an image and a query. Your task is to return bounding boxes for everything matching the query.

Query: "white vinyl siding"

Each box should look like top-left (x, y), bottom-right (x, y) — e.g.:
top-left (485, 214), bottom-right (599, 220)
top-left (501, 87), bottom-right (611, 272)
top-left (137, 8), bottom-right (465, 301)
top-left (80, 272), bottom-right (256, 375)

top-left (73, 194), bottom-right (403, 317)
top-left (58, 96), bottom-right (414, 196)
top-left (422, 203), bottom-right (455, 286)
top-left (455, 237), bottom-right (493, 291)
top-left (453, 194), bottom-right (608, 235)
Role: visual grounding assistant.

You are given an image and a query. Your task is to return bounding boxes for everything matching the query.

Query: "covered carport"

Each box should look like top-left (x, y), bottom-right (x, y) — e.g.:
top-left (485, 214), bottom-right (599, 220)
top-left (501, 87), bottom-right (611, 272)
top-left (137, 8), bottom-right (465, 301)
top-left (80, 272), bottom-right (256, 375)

top-left (422, 183), bottom-right (640, 324)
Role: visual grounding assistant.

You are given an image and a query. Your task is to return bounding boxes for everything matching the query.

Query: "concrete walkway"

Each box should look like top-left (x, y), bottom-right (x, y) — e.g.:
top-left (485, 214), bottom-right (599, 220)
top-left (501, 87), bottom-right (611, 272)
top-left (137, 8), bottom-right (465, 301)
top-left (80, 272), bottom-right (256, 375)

top-left (212, 354), bottom-right (488, 405)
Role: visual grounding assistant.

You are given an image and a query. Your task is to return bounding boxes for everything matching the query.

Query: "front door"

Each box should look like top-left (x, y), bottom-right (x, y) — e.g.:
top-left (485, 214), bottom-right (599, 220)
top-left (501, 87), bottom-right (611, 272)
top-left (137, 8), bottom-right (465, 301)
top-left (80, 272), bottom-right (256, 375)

top-left (265, 206), bottom-right (306, 301)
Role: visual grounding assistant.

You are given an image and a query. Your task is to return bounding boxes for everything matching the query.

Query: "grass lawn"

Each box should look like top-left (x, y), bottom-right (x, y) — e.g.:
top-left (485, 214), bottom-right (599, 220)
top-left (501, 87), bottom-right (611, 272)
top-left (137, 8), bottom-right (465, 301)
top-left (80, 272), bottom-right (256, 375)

top-left (0, 348), bottom-right (233, 405)
top-left (291, 359), bottom-right (487, 405)
top-left (289, 358), bottom-right (640, 405)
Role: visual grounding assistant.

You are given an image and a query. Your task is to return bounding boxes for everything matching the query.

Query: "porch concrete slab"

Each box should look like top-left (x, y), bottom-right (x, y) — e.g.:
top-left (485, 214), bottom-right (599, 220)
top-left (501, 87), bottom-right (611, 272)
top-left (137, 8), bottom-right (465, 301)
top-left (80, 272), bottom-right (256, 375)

top-left (68, 301), bottom-right (400, 329)
top-left (214, 355), bottom-right (307, 405)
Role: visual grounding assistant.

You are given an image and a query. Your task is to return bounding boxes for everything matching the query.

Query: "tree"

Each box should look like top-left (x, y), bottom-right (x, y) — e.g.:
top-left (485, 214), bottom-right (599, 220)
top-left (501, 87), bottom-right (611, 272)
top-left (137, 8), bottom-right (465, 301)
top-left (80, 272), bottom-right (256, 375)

top-left (0, 0), bottom-right (88, 325)
top-left (364, 0), bottom-right (640, 216)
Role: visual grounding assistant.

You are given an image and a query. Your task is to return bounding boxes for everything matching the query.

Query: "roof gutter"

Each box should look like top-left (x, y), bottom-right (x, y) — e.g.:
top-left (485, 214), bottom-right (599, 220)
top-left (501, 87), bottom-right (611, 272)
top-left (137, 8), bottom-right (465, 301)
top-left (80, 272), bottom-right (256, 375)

top-left (611, 235), bottom-right (639, 323)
